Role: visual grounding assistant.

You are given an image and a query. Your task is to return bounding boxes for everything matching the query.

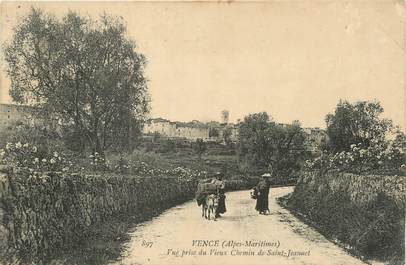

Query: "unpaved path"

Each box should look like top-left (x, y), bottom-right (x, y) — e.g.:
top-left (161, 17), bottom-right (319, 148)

top-left (112, 187), bottom-right (365, 265)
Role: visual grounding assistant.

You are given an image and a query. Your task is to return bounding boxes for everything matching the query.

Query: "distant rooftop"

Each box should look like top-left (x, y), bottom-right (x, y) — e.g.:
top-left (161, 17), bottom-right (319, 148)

top-left (0, 103), bottom-right (33, 111)
top-left (147, 117), bottom-right (238, 129)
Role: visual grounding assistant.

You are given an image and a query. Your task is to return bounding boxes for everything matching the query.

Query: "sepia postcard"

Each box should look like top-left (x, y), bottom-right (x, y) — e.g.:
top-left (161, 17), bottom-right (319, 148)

top-left (0, 1), bottom-right (405, 265)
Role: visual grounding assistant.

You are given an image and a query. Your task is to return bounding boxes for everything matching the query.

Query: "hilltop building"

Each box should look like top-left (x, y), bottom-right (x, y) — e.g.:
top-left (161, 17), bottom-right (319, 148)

top-left (0, 103), bottom-right (61, 133)
top-left (0, 103), bottom-right (324, 149)
top-left (143, 117), bottom-right (239, 143)
top-left (143, 118), bottom-right (210, 140)
top-left (143, 111), bottom-right (240, 143)
top-left (0, 103), bottom-right (33, 129)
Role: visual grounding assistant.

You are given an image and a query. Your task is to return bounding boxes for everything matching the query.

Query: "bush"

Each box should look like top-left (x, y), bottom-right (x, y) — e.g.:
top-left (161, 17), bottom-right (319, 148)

top-left (288, 171), bottom-right (405, 263)
top-left (104, 150), bottom-right (208, 179)
top-left (0, 121), bottom-right (62, 149)
top-left (305, 139), bottom-right (405, 175)
top-left (162, 139), bottom-right (176, 153)
top-left (0, 141), bottom-right (72, 174)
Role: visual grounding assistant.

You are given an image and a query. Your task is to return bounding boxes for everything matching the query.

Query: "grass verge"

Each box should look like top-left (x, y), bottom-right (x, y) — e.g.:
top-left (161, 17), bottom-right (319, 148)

top-left (276, 194), bottom-right (374, 265)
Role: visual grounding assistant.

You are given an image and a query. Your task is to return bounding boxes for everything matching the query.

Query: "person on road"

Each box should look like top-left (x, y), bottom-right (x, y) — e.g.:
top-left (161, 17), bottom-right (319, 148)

top-left (211, 172), bottom-right (226, 218)
top-left (255, 173), bottom-right (272, 215)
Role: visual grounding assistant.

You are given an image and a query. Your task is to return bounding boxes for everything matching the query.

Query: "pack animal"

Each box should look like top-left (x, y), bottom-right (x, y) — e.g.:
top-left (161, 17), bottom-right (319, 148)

top-left (202, 194), bottom-right (219, 221)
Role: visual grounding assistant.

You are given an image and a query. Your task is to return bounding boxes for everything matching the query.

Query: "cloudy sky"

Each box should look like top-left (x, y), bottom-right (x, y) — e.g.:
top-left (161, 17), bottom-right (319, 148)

top-left (0, 1), bottom-right (405, 129)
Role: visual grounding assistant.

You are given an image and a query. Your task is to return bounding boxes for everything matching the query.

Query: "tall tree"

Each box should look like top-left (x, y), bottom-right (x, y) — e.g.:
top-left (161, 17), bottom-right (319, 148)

top-left (4, 8), bottom-right (150, 155)
top-left (325, 100), bottom-right (392, 153)
top-left (238, 112), bottom-right (273, 170)
top-left (237, 113), bottom-right (306, 175)
top-left (273, 120), bottom-right (307, 175)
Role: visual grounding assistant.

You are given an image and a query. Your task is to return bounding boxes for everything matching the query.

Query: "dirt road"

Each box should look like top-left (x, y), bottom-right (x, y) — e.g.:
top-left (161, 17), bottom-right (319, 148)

top-left (112, 187), bottom-right (366, 265)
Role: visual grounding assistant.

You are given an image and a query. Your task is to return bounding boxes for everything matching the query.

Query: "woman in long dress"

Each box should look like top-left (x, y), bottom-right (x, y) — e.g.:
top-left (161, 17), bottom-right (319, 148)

top-left (212, 172), bottom-right (226, 217)
top-left (255, 173), bottom-right (272, 215)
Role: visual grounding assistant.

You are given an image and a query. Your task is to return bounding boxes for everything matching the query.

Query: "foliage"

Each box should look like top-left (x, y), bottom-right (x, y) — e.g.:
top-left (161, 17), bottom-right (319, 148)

top-left (0, 141), bottom-right (72, 174)
top-left (0, 138), bottom-right (214, 180)
top-left (237, 112), bottom-right (307, 176)
top-left (61, 126), bottom-right (87, 154)
top-left (161, 139), bottom-right (176, 153)
top-left (288, 171), bottom-right (406, 263)
top-left (0, 118), bottom-right (60, 148)
top-left (88, 152), bottom-right (109, 171)
top-left (4, 8), bottom-right (149, 156)
top-left (223, 126), bottom-right (233, 145)
top-left (193, 138), bottom-right (207, 160)
top-left (306, 100), bottom-right (405, 175)
top-left (208, 127), bottom-right (219, 138)
top-left (110, 158), bottom-right (207, 179)
top-left (237, 112), bottom-right (272, 170)
top-left (110, 122), bottom-right (144, 154)
top-left (305, 132), bottom-right (406, 175)
top-left (153, 132), bottom-right (161, 142)
top-left (0, 121), bottom-right (22, 147)
top-left (325, 100), bottom-right (392, 153)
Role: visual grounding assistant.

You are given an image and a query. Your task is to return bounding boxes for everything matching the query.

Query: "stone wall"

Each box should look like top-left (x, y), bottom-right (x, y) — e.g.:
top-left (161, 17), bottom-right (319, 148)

top-left (0, 171), bottom-right (256, 264)
top-left (288, 170), bottom-right (405, 262)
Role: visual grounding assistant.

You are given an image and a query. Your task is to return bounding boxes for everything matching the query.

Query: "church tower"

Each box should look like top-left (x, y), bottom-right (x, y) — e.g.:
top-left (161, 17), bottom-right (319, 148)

top-left (221, 110), bottom-right (229, 124)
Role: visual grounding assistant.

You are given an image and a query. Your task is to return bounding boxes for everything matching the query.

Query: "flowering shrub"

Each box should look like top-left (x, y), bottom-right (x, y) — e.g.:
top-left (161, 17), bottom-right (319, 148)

top-left (109, 157), bottom-right (208, 179)
top-left (0, 141), bottom-right (209, 179)
top-left (0, 141), bottom-right (72, 174)
top-left (288, 171), bottom-right (405, 262)
top-left (305, 140), bottom-right (405, 175)
top-left (88, 152), bottom-right (109, 171)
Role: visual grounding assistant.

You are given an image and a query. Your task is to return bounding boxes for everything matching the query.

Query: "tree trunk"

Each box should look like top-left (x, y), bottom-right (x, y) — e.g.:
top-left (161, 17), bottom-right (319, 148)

top-left (94, 135), bottom-right (105, 158)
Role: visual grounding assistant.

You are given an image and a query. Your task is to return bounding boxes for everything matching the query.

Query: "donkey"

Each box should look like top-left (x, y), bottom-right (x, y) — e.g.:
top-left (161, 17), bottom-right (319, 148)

top-left (202, 194), bottom-right (219, 221)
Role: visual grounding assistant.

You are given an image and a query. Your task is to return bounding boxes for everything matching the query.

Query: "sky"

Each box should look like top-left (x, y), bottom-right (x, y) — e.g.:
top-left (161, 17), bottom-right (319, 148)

top-left (0, 1), bottom-right (405, 129)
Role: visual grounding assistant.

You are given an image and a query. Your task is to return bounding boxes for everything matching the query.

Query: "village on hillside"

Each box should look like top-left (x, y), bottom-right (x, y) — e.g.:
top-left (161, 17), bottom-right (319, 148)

top-left (0, 103), bottom-right (325, 152)
top-left (0, 3), bottom-right (404, 265)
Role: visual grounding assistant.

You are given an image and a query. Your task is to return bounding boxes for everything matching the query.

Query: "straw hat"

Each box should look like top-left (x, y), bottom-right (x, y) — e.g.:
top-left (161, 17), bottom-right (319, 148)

top-left (261, 173), bottom-right (272, 178)
top-left (214, 171), bottom-right (223, 179)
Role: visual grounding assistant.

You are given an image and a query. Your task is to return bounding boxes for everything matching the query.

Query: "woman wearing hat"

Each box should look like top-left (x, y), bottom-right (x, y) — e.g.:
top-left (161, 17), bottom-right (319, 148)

top-left (254, 173), bottom-right (272, 215)
top-left (212, 172), bottom-right (226, 218)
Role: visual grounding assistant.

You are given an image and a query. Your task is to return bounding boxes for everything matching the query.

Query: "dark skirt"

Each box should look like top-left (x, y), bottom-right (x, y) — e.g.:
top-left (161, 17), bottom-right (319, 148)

top-left (216, 194), bottom-right (226, 214)
top-left (255, 193), bottom-right (269, 212)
